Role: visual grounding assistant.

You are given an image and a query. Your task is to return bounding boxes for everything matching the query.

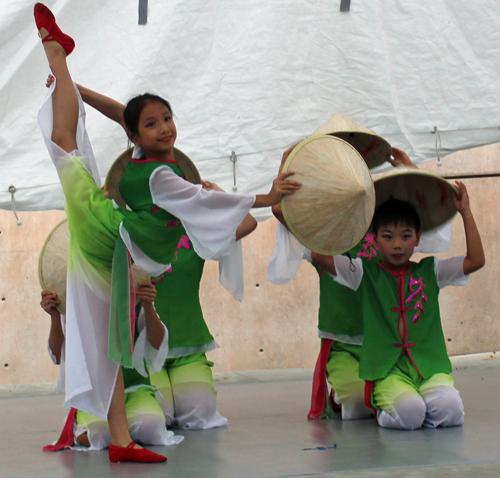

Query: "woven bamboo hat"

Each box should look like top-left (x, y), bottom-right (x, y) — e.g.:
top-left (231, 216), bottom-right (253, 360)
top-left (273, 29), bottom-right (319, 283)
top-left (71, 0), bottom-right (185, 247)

top-left (374, 167), bottom-right (458, 232)
top-left (281, 135), bottom-right (375, 255)
top-left (104, 147), bottom-right (202, 207)
top-left (39, 219), bottom-right (150, 315)
top-left (312, 113), bottom-right (392, 170)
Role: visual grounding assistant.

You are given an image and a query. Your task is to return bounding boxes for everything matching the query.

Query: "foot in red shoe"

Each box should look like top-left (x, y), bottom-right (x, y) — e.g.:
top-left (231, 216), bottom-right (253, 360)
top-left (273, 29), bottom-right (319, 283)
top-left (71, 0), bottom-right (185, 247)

top-left (108, 442), bottom-right (167, 463)
top-left (34, 3), bottom-right (75, 55)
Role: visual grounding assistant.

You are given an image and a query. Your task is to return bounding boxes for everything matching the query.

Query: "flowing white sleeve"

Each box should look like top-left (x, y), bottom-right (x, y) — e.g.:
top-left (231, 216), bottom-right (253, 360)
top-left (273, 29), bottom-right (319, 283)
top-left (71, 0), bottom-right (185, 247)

top-left (267, 222), bottom-right (306, 284)
top-left (434, 256), bottom-right (469, 288)
top-left (332, 256), bottom-right (364, 291)
top-left (133, 307), bottom-right (169, 377)
top-left (150, 167), bottom-right (256, 261)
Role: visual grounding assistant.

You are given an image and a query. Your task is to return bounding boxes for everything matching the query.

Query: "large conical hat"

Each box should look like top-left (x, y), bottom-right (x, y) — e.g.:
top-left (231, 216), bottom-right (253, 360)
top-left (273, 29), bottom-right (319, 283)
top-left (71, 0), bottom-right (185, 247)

top-left (281, 135), bottom-right (375, 255)
top-left (38, 219), bottom-right (150, 315)
top-left (312, 113), bottom-right (392, 170)
top-left (374, 167), bottom-right (458, 232)
top-left (104, 147), bottom-right (202, 207)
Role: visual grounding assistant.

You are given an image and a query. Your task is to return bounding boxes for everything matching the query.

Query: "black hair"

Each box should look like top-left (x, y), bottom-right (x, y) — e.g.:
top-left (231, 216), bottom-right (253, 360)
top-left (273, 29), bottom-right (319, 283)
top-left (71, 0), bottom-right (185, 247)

top-left (372, 198), bottom-right (421, 235)
top-left (123, 93), bottom-right (173, 136)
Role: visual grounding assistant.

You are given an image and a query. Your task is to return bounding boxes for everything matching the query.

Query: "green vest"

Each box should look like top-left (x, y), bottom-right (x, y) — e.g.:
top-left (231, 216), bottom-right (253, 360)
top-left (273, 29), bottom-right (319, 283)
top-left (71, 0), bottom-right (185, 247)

top-left (314, 234), bottom-right (380, 336)
top-left (358, 257), bottom-right (451, 381)
top-left (153, 236), bottom-right (214, 349)
top-left (119, 158), bottom-right (187, 264)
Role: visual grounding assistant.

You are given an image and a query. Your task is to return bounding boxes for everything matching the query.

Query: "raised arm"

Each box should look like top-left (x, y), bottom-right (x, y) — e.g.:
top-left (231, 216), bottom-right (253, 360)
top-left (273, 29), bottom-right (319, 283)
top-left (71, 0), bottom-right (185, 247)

top-left (46, 74), bottom-right (126, 129)
top-left (453, 181), bottom-right (485, 275)
top-left (40, 291), bottom-right (65, 364)
top-left (310, 252), bottom-right (337, 275)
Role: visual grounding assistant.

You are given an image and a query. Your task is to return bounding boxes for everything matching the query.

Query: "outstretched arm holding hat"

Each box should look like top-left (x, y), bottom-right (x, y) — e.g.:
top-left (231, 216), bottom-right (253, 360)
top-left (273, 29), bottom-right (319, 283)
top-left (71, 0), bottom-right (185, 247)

top-left (453, 181), bottom-right (485, 275)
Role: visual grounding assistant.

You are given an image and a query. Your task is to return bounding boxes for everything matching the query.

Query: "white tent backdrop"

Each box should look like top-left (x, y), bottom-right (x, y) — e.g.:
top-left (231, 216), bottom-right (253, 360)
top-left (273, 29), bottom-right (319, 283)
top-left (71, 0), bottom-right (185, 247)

top-left (1, 0), bottom-right (499, 220)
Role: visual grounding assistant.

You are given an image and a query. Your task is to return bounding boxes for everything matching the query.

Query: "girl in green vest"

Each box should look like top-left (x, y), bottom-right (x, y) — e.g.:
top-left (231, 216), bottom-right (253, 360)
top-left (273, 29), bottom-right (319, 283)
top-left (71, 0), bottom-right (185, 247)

top-left (312, 191), bottom-right (485, 430)
top-left (34, 3), bottom-right (299, 462)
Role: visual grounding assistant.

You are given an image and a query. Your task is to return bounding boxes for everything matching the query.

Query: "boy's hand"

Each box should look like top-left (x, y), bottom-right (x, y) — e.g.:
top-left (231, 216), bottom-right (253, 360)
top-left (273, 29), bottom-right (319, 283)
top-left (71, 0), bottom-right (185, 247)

top-left (453, 181), bottom-right (471, 215)
top-left (202, 180), bottom-right (224, 192)
top-left (40, 291), bottom-right (61, 317)
top-left (136, 281), bottom-right (156, 307)
top-left (387, 147), bottom-right (417, 168)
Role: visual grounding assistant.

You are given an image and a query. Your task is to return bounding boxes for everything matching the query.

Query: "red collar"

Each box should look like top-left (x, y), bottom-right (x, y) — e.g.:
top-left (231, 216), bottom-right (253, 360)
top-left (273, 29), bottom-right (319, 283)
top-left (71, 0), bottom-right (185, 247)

top-left (378, 261), bottom-right (411, 276)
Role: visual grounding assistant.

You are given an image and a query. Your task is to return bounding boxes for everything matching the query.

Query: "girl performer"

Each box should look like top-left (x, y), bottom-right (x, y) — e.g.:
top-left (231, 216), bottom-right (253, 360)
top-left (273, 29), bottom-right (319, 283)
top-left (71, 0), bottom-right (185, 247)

top-left (33, 3), bottom-right (300, 462)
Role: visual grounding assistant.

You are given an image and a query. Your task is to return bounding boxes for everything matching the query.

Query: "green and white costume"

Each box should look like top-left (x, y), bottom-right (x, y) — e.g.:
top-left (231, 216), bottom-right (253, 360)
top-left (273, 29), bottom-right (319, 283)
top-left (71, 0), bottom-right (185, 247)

top-left (38, 84), bottom-right (255, 418)
top-left (333, 254), bottom-right (467, 429)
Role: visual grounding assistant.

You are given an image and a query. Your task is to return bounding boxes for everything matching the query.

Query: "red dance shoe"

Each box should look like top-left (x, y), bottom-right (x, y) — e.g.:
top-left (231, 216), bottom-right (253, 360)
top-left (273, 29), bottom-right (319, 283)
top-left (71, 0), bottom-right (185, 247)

top-left (108, 442), bottom-right (167, 463)
top-left (34, 3), bottom-right (75, 56)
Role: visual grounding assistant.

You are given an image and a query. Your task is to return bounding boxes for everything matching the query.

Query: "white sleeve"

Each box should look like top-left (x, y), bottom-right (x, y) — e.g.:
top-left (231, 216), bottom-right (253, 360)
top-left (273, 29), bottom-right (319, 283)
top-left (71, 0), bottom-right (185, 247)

top-left (434, 256), bottom-right (469, 288)
top-left (133, 308), bottom-right (169, 377)
top-left (267, 222), bottom-right (307, 285)
top-left (150, 167), bottom-right (256, 261)
top-left (218, 239), bottom-right (245, 301)
top-left (332, 256), bottom-right (364, 291)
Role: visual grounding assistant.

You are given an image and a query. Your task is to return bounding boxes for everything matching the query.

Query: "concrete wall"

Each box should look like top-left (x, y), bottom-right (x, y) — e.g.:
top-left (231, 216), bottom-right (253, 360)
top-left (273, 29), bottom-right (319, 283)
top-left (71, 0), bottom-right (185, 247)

top-left (0, 143), bottom-right (498, 386)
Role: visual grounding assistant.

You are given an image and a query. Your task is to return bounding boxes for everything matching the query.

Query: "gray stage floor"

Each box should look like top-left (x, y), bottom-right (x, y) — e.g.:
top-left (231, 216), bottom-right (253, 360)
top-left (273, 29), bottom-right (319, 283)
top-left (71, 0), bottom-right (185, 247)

top-left (1, 354), bottom-right (500, 478)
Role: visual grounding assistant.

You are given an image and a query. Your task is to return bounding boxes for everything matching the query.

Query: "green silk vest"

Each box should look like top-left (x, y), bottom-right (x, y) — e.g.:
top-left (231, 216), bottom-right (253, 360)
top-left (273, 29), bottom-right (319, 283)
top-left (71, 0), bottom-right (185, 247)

top-left (358, 257), bottom-right (451, 381)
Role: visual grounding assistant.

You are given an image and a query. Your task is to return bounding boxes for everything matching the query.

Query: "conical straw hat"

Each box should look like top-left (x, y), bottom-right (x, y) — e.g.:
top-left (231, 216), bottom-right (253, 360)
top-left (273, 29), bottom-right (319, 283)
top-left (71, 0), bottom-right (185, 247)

top-left (281, 135), bottom-right (375, 255)
top-left (312, 113), bottom-right (392, 170)
top-left (105, 147), bottom-right (202, 207)
top-left (39, 219), bottom-right (150, 315)
top-left (374, 167), bottom-right (458, 232)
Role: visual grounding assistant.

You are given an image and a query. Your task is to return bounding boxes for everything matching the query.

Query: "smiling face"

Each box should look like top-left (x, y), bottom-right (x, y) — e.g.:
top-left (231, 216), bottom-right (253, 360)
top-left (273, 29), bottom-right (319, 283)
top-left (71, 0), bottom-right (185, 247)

top-left (130, 101), bottom-right (177, 159)
top-left (374, 222), bottom-right (421, 271)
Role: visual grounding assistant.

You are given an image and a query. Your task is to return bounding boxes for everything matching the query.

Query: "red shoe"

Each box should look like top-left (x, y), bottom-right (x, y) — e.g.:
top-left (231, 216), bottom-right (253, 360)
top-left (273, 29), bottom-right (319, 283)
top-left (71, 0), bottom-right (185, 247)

top-left (34, 3), bottom-right (75, 56)
top-left (108, 442), bottom-right (167, 463)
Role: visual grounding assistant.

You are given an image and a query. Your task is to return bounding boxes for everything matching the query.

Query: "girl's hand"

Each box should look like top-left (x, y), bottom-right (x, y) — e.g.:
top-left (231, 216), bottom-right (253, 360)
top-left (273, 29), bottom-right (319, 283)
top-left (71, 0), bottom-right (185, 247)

top-left (279, 142), bottom-right (301, 172)
top-left (40, 290), bottom-right (61, 317)
top-left (202, 180), bottom-right (224, 192)
top-left (46, 74), bottom-right (55, 88)
top-left (453, 181), bottom-right (471, 215)
top-left (136, 281), bottom-right (156, 306)
top-left (267, 171), bottom-right (301, 205)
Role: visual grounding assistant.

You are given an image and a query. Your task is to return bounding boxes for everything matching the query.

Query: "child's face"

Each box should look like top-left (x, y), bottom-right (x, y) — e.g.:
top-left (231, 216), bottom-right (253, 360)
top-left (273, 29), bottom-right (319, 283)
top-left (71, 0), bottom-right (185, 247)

top-left (374, 222), bottom-right (421, 271)
top-left (131, 101), bottom-right (177, 158)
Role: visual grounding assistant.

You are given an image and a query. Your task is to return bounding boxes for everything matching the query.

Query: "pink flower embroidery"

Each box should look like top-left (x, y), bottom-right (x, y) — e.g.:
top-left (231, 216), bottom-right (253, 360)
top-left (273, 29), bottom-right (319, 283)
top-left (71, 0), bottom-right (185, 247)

top-left (357, 233), bottom-right (379, 260)
top-left (406, 276), bottom-right (428, 323)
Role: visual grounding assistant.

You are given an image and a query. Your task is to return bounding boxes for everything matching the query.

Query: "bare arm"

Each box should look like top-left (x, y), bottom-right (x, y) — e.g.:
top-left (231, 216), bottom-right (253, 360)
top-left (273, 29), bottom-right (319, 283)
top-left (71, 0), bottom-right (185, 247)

top-left (136, 281), bottom-right (165, 350)
top-left (40, 291), bottom-right (65, 364)
top-left (77, 84), bottom-right (127, 130)
top-left (310, 252), bottom-right (337, 275)
top-left (387, 147), bottom-right (418, 168)
top-left (46, 75), bottom-right (126, 130)
top-left (453, 181), bottom-right (485, 275)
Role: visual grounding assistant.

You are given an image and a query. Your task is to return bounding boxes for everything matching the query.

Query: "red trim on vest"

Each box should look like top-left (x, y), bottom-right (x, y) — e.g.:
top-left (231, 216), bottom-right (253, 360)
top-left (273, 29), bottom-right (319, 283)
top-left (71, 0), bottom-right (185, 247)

top-left (150, 206), bottom-right (160, 213)
top-left (43, 407), bottom-right (77, 451)
top-left (308, 338), bottom-right (334, 419)
top-left (379, 262), bottom-right (424, 379)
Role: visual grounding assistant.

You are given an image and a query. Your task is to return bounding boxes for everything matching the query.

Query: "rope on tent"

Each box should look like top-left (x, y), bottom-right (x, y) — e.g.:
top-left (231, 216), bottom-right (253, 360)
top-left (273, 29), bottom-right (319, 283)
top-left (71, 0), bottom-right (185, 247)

top-left (432, 126), bottom-right (443, 167)
top-left (230, 151), bottom-right (238, 191)
top-left (8, 186), bottom-right (22, 226)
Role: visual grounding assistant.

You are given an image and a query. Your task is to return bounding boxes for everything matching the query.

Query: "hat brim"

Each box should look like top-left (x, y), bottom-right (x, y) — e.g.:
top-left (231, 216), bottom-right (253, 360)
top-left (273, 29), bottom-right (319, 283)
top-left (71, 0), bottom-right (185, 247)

top-left (39, 219), bottom-right (151, 315)
top-left (374, 168), bottom-right (458, 232)
top-left (105, 147), bottom-right (202, 207)
top-left (281, 135), bottom-right (375, 255)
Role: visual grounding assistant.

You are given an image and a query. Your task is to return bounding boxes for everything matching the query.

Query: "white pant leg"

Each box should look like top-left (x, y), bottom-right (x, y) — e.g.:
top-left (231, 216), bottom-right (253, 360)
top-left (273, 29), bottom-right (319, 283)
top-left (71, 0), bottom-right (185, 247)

top-left (377, 390), bottom-right (427, 430)
top-left (421, 385), bottom-right (464, 428)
